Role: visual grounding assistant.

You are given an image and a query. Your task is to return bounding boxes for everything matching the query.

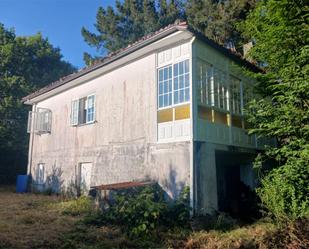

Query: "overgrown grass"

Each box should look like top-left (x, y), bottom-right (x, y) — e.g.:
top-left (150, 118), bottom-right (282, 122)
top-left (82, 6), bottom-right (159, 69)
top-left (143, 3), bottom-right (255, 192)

top-left (0, 186), bottom-right (308, 249)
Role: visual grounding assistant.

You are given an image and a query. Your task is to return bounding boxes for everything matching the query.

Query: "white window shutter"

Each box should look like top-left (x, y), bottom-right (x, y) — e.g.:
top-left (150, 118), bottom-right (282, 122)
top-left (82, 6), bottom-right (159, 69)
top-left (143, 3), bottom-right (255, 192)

top-left (71, 100), bottom-right (79, 125)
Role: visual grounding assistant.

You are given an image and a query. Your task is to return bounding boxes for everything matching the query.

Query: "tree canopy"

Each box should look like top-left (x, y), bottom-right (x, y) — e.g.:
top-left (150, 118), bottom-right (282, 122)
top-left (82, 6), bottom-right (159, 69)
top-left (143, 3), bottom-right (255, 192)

top-left (240, 0), bottom-right (309, 220)
top-left (81, 0), bottom-right (183, 65)
top-left (0, 24), bottom-right (76, 183)
top-left (82, 0), bottom-right (257, 65)
top-left (186, 0), bottom-right (257, 50)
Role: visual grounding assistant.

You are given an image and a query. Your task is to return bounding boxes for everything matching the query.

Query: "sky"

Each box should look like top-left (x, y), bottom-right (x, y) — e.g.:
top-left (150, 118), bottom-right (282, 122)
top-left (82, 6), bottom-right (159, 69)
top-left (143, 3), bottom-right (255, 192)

top-left (0, 0), bottom-right (115, 68)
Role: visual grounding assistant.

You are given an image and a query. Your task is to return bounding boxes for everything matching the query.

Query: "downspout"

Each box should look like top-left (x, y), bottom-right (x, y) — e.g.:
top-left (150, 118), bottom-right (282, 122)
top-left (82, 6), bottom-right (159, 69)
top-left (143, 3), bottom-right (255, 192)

top-left (27, 103), bottom-right (36, 176)
top-left (189, 36), bottom-right (196, 216)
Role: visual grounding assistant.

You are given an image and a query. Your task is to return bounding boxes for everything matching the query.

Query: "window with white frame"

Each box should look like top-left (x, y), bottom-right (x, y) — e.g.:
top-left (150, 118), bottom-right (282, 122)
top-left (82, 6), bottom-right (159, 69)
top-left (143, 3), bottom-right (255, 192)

top-left (71, 94), bottom-right (95, 126)
top-left (158, 65), bottom-right (173, 108)
top-left (230, 76), bottom-right (242, 115)
top-left (173, 60), bottom-right (190, 104)
top-left (27, 108), bottom-right (52, 134)
top-left (158, 59), bottom-right (190, 108)
top-left (197, 60), bottom-right (212, 106)
top-left (36, 163), bottom-right (45, 185)
top-left (213, 68), bottom-right (229, 111)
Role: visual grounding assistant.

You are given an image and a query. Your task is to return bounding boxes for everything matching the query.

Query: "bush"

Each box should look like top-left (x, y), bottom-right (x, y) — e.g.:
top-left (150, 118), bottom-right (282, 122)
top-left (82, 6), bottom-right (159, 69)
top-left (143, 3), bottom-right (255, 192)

top-left (84, 184), bottom-right (191, 238)
top-left (60, 196), bottom-right (94, 216)
top-left (257, 163), bottom-right (309, 221)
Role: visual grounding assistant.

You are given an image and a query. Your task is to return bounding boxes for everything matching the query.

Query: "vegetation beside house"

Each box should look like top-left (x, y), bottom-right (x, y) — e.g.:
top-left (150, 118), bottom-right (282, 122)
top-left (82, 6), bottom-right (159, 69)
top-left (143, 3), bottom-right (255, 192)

top-left (0, 186), bottom-right (308, 249)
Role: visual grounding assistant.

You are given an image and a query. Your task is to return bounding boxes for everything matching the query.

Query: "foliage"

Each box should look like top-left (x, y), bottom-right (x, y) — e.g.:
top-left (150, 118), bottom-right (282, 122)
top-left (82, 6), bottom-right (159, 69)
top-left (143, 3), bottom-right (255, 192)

top-left (84, 184), bottom-right (191, 238)
top-left (186, 0), bottom-right (257, 51)
top-left (59, 196), bottom-right (94, 216)
top-left (239, 0), bottom-right (309, 220)
top-left (0, 23), bottom-right (76, 183)
top-left (82, 0), bottom-right (257, 64)
top-left (81, 0), bottom-right (184, 65)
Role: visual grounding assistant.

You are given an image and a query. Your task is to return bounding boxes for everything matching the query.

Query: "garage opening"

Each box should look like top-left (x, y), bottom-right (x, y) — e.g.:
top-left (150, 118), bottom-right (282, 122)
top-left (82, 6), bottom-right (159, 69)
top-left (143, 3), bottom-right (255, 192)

top-left (215, 150), bottom-right (259, 218)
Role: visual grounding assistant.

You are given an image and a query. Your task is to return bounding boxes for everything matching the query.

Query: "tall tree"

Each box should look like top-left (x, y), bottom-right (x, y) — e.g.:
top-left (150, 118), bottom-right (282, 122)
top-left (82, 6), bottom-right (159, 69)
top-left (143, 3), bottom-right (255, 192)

top-left (0, 24), bottom-right (76, 183)
top-left (240, 0), bottom-right (309, 220)
top-left (81, 0), bottom-right (183, 65)
top-left (186, 0), bottom-right (257, 51)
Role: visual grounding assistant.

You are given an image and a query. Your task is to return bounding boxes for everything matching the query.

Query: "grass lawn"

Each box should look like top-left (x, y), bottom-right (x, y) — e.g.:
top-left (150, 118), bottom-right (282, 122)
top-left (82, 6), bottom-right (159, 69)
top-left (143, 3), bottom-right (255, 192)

top-left (0, 186), bottom-right (307, 249)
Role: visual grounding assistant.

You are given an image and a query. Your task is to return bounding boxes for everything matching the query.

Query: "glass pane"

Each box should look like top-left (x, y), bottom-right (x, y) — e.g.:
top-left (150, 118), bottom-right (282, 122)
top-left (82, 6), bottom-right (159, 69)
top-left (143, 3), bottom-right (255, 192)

top-left (174, 91), bottom-right (179, 104)
top-left (174, 77), bottom-right (178, 90)
top-left (179, 75), bottom-right (184, 89)
top-left (173, 64), bottom-right (178, 76)
top-left (164, 82), bottom-right (168, 92)
top-left (159, 96), bottom-right (163, 108)
top-left (169, 80), bottom-right (172, 92)
top-left (185, 88), bottom-right (190, 101)
top-left (184, 60), bottom-right (189, 73)
top-left (179, 89), bottom-right (184, 103)
top-left (169, 93), bottom-right (172, 105)
top-left (185, 73), bottom-right (189, 87)
top-left (164, 95), bottom-right (168, 106)
top-left (168, 66), bottom-right (172, 78)
top-left (159, 82), bottom-right (163, 94)
top-left (159, 69), bottom-right (163, 81)
top-left (163, 67), bottom-right (168, 80)
top-left (179, 61), bottom-right (184, 74)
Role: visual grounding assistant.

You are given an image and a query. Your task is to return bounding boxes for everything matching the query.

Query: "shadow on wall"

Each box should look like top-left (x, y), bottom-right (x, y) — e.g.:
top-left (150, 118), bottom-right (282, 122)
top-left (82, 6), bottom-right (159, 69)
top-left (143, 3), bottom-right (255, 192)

top-left (32, 162), bottom-right (64, 194)
top-left (161, 163), bottom-right (186, 200)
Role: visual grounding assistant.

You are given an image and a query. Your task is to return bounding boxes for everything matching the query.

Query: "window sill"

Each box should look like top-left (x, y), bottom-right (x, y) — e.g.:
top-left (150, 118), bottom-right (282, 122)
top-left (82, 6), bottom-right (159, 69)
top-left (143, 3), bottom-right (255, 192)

top-left (72, 120), bottom-right (97, 127)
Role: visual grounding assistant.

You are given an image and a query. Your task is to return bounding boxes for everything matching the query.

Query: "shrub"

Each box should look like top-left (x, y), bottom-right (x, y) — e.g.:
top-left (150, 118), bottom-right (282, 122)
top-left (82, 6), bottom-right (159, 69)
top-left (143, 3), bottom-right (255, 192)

top-left (84, 184), bottom-right (191, 238)
top-left (257, 163), bottom-right (309, 221)
top-left (60, 196), bottom-right (94, 216)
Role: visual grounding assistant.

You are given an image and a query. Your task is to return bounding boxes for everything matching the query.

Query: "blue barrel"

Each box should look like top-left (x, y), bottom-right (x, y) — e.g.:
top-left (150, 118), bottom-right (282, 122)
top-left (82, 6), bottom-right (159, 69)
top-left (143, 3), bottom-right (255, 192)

top-left (16, 175), bottom-right (29, 193)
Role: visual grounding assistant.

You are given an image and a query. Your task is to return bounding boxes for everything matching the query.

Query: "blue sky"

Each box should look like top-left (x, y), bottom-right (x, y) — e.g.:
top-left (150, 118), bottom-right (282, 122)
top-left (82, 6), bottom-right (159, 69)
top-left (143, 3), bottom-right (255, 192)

top-left (0, 0), bottom-right (115, 68)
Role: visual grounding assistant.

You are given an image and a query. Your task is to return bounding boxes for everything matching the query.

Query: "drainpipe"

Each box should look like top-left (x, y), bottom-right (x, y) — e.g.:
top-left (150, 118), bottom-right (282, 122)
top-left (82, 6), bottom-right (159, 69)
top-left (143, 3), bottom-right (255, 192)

top-left (27, 103), bottom-right (36, 176)
top-left (189, 36), bottom-right (196, 216)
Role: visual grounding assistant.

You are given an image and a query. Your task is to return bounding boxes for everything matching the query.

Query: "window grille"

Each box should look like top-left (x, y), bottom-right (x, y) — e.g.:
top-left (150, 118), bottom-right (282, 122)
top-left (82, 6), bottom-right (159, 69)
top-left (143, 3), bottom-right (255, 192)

top-left (27, 108), bottom-right (52, 134)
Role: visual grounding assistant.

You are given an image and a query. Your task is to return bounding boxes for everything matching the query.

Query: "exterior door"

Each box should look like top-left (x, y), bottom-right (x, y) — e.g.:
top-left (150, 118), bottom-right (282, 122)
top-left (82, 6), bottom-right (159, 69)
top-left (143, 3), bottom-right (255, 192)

top-left (79, 162), bottom-right (92, 194)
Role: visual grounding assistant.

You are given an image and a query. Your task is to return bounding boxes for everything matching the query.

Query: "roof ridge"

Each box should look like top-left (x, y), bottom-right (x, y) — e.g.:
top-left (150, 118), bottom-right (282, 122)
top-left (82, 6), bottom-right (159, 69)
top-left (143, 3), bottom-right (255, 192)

top-left (22, 21), bottom-right (260, 102)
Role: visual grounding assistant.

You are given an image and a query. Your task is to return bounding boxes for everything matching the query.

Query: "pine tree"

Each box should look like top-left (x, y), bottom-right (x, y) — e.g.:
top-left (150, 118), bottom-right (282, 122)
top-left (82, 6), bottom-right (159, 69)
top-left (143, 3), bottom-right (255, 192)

top-left (186, 0), bottom-right (257, 51)
top-left (81, 0), bottom-right (183, 65)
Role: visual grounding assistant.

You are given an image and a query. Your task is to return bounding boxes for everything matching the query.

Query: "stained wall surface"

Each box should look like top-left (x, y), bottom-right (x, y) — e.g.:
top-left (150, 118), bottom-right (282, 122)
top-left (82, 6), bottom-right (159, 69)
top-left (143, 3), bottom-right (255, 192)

top-left (30, 46), bottom-right (191, 198)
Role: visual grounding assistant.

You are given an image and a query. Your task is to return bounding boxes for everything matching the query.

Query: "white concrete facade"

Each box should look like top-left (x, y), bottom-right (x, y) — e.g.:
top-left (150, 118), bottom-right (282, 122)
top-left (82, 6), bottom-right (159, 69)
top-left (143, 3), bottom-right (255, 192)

top-left (26, 27), bottom-right (272, 213)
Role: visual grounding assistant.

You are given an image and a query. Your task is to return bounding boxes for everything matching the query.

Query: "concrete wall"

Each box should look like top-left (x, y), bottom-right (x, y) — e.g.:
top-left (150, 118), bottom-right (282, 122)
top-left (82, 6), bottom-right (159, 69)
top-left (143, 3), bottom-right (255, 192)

top-left (30, 47), bottom-right (191, 197)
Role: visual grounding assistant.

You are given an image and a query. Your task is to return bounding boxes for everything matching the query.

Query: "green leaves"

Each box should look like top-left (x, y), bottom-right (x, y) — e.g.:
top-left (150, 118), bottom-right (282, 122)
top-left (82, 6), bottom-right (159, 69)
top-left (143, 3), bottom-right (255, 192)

top-left (240, 0), bottom-right (309, 220)
top-left (81, 0), bottom-right (184, 65)
top-left (0, 23), bottom-right (76, 182)
top-left (83, 185), bottom-right (190, 239)
top-left (186, 0), bottom-right (257, 51)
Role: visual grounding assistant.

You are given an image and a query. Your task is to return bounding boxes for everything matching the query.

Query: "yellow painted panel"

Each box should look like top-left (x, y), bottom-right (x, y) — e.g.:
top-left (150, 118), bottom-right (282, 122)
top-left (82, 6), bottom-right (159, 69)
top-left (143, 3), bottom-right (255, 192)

top-left (175, 104), bottom-right (190, 120)
top-left (158, 108), bottom-right (173, 123)
top-left (214, 110), bottom-right (228, 125)
top-left (198, 105), bottom-right (212, 122)
top-left (232, 116), bottom-right (243, 128)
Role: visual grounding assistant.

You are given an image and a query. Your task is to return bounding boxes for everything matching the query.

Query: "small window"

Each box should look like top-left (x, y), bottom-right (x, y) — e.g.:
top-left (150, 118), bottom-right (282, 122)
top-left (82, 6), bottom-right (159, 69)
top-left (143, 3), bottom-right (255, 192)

top-left (27, 108), bottom-right (52, 134)
top-left (213, 69), bottom-right (228, 111)
top-left (158, 65), bottom-right (173, 108)
top-left (71, 95), bottom-right (95, 125)
top-left (174, 60), bottom-right (190, 104)
top-left (36, 163), bottom-right (45, 185)
top-left (86, 95), bottom-right (95, 123)
top-left (196, 60), bottom-right (212, 106)
top-left (230, 76), bottom-right (241, 115)
top-left (157, 59), bottom-right (190, 109)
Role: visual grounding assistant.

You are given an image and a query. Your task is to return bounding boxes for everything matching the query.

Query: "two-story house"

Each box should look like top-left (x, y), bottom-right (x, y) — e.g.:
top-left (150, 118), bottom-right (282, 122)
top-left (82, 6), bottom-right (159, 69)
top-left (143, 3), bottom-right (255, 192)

top-left (23, 22), bottom-right (272, 214)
